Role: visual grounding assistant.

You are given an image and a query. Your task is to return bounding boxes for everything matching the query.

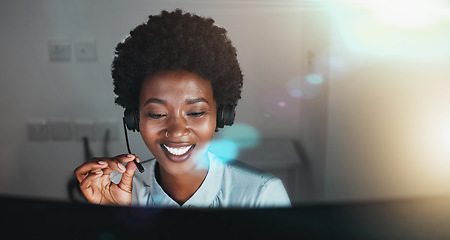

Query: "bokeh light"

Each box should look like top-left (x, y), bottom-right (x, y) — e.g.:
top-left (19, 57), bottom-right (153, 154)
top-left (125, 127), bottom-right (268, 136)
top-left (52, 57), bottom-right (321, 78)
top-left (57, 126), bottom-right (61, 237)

top-left (258, 87), bottom-right (298, 119)
top-left (208, 139), bottom-right (239, 163)
top-left (306, 73), bottom-right (324, 85)
top-left (326, 55), bottom-right (352, 78)
top-left (219, 123), bottom-right (261, 149)
top-left (285, 75), bottom-right (323, 99)
top-left (209, 123), bottom-right (262, 163)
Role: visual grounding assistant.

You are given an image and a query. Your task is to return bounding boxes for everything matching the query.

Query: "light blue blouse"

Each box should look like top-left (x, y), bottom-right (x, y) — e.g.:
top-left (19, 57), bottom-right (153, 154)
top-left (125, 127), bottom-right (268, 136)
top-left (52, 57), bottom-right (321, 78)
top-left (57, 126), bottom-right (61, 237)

top-left (111, 152), bottom-right (291, 208)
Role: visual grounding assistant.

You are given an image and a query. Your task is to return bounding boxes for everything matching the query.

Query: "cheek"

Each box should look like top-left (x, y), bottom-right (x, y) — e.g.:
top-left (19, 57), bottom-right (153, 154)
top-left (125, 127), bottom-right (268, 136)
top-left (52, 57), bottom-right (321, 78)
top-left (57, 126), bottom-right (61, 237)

top-left (193, 117), bottom-right (216, 142)
top-left (139, 122), bottom-right (161, 146)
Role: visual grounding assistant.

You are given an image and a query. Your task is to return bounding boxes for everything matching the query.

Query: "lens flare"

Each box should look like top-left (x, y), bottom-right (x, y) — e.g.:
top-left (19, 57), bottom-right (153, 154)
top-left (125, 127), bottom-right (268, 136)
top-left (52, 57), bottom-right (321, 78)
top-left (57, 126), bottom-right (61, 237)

top-left (288, 89), bottom-right (303, 98)
top-left (219, 123), bottom-right (261, 149)
top-left (358, 0), bottom-right (450, 29)
top-left (285, 76), bottom-right (323, 99)
top-left (306, 73), bottom-right (324, 85)
top-left (331, 0), bottom-right (450, 58)
top-left (208, 139), bottom-right (238, 163)
top-left (327, 55), bottom-right (351, 78)
top-left (258, 87), bottom-right (298, 119)
top-left (420, 109), bottom-right (450, 170)
top-left (209, 123), bottom-right (262, 163)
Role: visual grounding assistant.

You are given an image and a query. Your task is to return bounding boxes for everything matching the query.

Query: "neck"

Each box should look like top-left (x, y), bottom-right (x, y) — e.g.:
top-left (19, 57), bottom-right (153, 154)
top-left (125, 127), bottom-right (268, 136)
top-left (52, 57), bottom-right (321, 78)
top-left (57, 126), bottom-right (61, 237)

top-left (155, 163), bottom-right (208, 206)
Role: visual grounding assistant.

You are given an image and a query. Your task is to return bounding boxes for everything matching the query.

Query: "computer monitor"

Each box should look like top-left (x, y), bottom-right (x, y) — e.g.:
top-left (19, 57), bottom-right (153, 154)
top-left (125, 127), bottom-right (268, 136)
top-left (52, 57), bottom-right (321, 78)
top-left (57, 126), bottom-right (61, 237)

top-left (1, 194), bottom-right (450, 239)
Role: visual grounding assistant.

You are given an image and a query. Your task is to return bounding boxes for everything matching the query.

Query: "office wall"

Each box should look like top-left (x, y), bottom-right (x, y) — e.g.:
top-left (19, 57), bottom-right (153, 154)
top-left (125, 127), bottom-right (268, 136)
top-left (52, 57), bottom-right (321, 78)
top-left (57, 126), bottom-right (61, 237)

top-left (0, 0), bottom-right (329, 202)
top-left (4, 0), bottom-right (446, 204)
top-left (324, 4), bottom-right (450, 201)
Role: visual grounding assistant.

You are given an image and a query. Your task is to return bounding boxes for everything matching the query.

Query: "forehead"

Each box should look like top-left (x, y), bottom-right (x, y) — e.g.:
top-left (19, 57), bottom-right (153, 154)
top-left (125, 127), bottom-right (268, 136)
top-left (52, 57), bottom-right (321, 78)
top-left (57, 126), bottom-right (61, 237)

top-left (139, 70), bottom-right (213, 104)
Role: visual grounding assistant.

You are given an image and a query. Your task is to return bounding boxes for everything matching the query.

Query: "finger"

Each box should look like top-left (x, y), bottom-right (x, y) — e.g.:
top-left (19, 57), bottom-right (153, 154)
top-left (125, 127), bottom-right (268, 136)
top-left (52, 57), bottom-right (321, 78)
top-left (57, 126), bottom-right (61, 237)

top-left (117, 158), bottom-right (138, 193)
top-left (112, 154), bottom-right (138, 164)
top-left (79, 170), bottom-right (103, 201)
top-left (75, 155), bottom-right (136, 182)
top-left (74, 161), bottom-right (108, 182)
top-left (103, 154), bottom-right (137, 175)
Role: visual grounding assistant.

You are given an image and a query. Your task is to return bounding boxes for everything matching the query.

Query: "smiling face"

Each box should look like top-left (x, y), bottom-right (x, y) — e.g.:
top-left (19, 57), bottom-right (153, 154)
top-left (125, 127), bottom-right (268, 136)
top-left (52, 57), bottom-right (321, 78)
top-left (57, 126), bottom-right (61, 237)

top-left (139, 70), bottom-right (217, 176)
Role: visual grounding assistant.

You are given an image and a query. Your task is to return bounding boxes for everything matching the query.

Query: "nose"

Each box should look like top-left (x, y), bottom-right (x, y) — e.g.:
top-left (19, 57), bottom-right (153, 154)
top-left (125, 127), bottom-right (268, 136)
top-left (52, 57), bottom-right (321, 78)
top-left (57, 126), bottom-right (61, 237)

top-left (165, 114), bottom-right (190, 139)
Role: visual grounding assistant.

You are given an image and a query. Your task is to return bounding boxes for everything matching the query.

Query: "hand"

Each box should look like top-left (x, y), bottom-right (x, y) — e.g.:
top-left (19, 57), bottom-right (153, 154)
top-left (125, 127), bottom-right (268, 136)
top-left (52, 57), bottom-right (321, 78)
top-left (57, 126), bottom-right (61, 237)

top-left (74, 154), bottom-right (139, 205)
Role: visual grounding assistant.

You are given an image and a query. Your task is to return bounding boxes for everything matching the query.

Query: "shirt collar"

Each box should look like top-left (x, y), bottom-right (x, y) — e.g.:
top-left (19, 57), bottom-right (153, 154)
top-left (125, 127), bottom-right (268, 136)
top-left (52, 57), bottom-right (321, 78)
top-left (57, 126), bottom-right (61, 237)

top-left (144, 152), bottom-right (224, 208)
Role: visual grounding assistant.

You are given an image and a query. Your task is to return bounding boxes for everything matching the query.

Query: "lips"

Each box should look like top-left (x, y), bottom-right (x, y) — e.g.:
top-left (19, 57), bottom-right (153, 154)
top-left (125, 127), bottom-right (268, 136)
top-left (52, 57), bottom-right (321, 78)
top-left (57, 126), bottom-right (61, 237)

top-left (161, 144), bottom-right (195, 162)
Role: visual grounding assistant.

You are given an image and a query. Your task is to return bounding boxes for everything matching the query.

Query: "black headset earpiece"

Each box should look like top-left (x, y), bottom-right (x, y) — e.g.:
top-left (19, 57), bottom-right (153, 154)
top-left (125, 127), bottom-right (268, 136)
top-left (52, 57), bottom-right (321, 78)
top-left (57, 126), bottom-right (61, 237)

top-left (122, 108), bottom-right (145, 173)
top-left (216, 105), bottom-right (236, 129)
top-left (123, 108), bottom-right (140, 132)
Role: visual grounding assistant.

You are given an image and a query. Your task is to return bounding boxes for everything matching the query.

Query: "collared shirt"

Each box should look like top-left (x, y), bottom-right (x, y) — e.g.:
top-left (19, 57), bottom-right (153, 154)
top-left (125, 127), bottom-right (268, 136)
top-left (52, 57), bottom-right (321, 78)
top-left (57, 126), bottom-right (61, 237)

top-left (110, 152), bottom-right (291, 208)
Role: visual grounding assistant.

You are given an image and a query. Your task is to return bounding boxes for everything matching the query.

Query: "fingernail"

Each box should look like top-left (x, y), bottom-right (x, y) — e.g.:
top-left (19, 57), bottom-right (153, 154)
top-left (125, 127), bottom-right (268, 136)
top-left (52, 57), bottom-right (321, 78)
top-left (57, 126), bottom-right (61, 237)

top-left (118, 163), bottom-right (126, 171)
top-left (135, 157), bottom-right (140, 163)
top-left (98, 161), bottom-right (107, 165)
top-left (127, 154), bottom-right (134, 158)
top-left (95, 171), bottom-right (102, 175)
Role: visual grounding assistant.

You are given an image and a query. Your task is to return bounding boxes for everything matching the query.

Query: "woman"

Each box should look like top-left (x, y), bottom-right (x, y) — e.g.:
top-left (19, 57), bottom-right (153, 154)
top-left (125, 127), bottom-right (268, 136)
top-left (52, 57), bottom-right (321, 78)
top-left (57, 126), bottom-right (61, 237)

top-left (74, 9), bottom-right (290, 208)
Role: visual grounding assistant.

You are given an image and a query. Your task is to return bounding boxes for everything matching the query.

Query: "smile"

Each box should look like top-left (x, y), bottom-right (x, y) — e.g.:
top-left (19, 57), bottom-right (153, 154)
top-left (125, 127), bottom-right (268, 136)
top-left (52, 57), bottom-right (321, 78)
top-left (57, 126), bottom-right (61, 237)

top-left (163, 144), bottom-right (194, 156)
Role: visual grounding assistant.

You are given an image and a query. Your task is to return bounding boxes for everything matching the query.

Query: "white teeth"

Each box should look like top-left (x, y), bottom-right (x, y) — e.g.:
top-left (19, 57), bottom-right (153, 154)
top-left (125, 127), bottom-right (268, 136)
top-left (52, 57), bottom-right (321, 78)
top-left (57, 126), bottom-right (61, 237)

top-left (164, 145), bottom-right (192, 156)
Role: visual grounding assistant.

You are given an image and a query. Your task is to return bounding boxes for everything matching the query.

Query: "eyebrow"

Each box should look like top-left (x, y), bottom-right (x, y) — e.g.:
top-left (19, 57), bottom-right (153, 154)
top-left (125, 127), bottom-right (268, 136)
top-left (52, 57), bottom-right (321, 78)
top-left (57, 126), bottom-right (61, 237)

top-left (186, 97), bottom-right (209, 105)
top-left (143, 98), bottom-right (166, 106)
top-left (143, 97), bottom-right (209, 106)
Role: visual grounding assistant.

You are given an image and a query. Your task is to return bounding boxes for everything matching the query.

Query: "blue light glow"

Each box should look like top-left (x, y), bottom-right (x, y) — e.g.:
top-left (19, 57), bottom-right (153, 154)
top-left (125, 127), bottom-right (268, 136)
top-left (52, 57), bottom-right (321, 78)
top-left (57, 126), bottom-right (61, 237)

top-left (219, 123), bottom-right (261, 149)
top-left (209, 123), bottom-right (262, 163)
top-left (306, 73), bottom-right (324, 85)
top-left (285, 75), bottom-right (323, 99)
top-left (208, 139), bottom-right (238, 163)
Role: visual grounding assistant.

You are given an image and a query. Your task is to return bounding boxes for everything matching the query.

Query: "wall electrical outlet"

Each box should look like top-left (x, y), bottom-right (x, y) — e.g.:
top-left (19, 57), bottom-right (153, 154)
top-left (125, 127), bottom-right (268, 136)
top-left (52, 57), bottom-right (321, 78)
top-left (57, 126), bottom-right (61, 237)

top-left (74, 39), bottom-right (97, 61)
top-left (27, 120), bottom-right (50, 141)
top-left (48, 39), bottom-right (71, 62)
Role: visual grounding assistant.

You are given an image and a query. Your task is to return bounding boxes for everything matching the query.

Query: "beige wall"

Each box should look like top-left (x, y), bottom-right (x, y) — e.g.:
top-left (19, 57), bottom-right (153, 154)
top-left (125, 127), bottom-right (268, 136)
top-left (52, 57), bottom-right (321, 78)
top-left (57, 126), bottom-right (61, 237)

top-left (325, 3), bottom-right (450, 201)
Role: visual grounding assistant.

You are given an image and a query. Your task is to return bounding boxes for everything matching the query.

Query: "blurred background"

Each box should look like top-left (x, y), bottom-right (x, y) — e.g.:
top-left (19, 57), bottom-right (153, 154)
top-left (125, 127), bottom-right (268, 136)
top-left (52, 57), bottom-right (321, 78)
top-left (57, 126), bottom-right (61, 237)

top-left (1, 0), bottom-right (450, 205)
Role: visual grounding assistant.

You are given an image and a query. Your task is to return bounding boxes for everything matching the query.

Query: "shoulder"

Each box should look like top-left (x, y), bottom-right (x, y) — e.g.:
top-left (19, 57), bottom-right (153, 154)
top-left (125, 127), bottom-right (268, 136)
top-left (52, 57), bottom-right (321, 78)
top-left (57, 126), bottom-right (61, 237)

top-left (208, 152), bottom-right (279, 188)
top-left (221, 160), bottom-right (288, 195)
top-left (222, 160), bottom-right (276, 184)
top-left (212, 156), bottom-right (290, 207)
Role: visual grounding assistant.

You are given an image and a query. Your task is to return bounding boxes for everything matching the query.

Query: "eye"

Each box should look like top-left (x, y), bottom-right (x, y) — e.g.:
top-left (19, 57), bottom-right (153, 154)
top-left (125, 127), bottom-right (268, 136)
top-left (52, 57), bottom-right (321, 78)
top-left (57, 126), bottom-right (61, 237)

top-left (188, 111), bottom-right (205, 117)
top-left (147, 113), bottom-right (166, 119)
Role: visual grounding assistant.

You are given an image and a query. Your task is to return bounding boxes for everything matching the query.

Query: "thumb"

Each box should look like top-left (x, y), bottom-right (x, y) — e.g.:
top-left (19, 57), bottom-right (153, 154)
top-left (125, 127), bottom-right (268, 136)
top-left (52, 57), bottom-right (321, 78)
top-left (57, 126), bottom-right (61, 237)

top-left (118, 159), bottom-right (138, 193)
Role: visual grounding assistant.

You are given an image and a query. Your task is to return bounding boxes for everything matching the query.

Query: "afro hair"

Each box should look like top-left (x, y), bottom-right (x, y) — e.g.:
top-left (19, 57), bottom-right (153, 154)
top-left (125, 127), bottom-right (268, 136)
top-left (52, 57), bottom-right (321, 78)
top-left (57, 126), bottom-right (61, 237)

top-left (111, 9), bottom-right (243, 110)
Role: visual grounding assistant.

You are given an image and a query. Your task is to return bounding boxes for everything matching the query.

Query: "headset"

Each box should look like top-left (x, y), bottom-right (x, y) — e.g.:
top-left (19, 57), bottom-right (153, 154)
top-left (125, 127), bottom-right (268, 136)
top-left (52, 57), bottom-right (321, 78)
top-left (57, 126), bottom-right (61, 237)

top-left (123, 105), bottom-right (236, 132)
top-left (122, 105), bottom-right (236, 173)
